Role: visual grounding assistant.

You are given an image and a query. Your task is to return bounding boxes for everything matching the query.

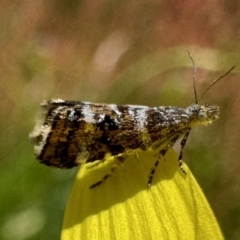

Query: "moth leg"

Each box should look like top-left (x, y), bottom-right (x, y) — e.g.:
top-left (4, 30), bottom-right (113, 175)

top-left (86, 160), bottom-right (104, 169)
top-left (90, 155), bottom-right (125, 188)
top-left (90, 173), bottom-right (110, 188)
top-left (117, 155), bottom-right (126, 169)
top-left (178, 129), bottom-right (191, 174)
top-left (148, 135), bottom-right (179, 186)
top-left (134, 150), bottom-right (140, 163)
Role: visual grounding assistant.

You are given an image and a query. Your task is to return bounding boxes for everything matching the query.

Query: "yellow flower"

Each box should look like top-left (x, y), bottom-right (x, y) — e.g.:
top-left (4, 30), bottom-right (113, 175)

top-left (62, 149), bottom-right (224, 240)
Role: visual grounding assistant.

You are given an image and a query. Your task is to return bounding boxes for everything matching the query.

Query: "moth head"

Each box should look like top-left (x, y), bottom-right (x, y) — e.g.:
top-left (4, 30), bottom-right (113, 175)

top-left (187, 104), bottom-right (220, 127)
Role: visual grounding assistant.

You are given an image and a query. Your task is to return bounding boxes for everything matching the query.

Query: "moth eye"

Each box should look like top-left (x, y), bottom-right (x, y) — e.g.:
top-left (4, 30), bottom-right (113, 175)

top-left (198, 111), bottom-right (207, 121)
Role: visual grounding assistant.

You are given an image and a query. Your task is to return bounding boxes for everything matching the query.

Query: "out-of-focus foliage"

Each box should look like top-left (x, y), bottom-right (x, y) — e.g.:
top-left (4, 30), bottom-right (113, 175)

top-left (0, 1), bottom-right (240, 240)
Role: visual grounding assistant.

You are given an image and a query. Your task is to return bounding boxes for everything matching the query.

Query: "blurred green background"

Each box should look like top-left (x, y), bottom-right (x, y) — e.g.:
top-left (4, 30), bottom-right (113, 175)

top-left (1, 1), bottom-right (240, 239)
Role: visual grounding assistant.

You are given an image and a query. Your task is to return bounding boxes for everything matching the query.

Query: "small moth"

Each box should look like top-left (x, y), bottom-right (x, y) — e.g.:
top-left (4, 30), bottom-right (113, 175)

top-left (30, 53), bottom-right (234, 187)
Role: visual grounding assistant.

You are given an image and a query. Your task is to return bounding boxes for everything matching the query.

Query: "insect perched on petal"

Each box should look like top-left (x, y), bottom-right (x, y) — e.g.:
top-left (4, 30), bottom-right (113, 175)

top-left (30, 53), bottom-right (234, 187)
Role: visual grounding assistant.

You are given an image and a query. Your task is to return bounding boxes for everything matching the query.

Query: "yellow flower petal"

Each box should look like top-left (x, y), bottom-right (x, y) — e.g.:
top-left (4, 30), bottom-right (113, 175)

top-left (62, 149), bottom-right (224, 240)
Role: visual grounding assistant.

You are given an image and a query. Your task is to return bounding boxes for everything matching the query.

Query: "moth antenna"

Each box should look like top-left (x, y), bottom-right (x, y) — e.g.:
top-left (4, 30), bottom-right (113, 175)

top-left (200, 66), bottom-right (235, 100)
top-left (187, 51), bottom-right (198, 104)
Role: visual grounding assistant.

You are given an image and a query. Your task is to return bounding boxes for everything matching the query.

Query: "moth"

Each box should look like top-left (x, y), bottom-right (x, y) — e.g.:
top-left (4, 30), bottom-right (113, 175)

top-left (30, 53), bottom-right (234, 187)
